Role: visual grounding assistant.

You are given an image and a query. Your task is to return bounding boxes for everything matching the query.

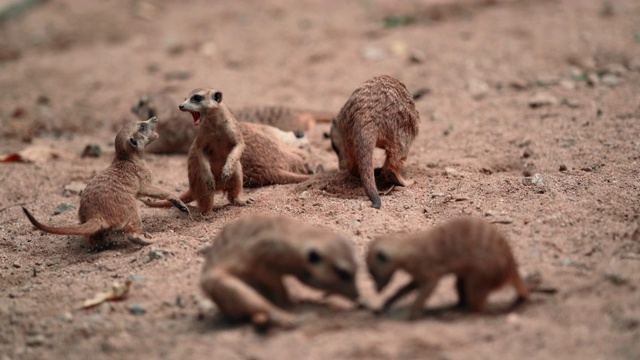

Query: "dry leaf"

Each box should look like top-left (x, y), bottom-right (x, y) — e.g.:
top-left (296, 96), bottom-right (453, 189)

top-left (81, 278), bottom-right (132, 309)
top-left (1, 145), bottom-right (74, 164)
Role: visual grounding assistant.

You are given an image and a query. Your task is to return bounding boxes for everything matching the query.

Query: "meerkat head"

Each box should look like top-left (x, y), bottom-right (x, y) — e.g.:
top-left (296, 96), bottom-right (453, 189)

top-left (131, 95), bottom-right (156, 120)
top-left (178, 88), bottom-right (223, 127)
top-left (297, 232), bottom-right (359, 302)
top-left (329, 119), bottom-right (345, 170)
top-left (115, 117), bottom-right (159, 158)
top-left (366, 236), bottom-right (401, 292)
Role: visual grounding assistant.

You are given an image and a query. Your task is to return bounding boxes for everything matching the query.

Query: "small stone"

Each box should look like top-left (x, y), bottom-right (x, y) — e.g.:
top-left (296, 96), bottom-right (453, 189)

top-left (53, 203), bottom-right (75, 215)
top-left (12, 262), bottom-right (21, 268)
top-left (361, 46), bottom-right (386, 61)
top-left (559, 79), bottom-right (575, 90)
top-left (467, 79), bottom-right (490, 100)
top-left (197, 299), bottom-right (215, 316)
top-left (129, 304), bottom-right (146, 316)
top-left (408, 49), bottom-right (426, 64)
top-left (559, 164), bottom-right (568, 172)
top-left (81, 144), bottom-right (101, 158)
top-left (528, 93), bottom-right (558, 108)
top-left (164, 70), bottom-right (192, 81)
top-left (604, 272), bottom-right (629, 286)
top-left (26, 334), bottom-right (46, 347)
top-left (147, 249), bottom-right (171, 262)
top-left (58, 312), bottom-right (73, 323)
top-left (522, 173), bottom-right (544, 186)
top-left (176, 295), bottom-right (185, 308)
top-left (444, 167), bottom-right (459, 177)
top-left (522, 149), bottom-right (533, 159)
top-left (426, 162), bottom-right (438, 168)
top-left (63, 181), bottom-right (87, 195)
top-left (601, 74), bottom-right (619, 87)
top-left (298, 190), bottom-right (310, 199)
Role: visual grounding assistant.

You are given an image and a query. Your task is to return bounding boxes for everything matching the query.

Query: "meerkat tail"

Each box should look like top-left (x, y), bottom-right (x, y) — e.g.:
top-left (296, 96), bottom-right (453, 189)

top-left (142, 190), bottom-right (194, 208)
top-left (22, 207), bottom-right (104, 236)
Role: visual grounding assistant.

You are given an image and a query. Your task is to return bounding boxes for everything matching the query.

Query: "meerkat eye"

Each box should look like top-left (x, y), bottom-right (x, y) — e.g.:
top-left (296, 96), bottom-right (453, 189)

top-left (376, 251), bottom-right (388, 263)
top-left (334, 266), bottom-right (353, 282)
top-left (307, 249), bottom-right (322, 264)
top-left (139, 123), bottom-right (148, 131)
top-left (191, 94), bottom-right (204, 103)
top-left (213, 91), bottom-right (223, 103)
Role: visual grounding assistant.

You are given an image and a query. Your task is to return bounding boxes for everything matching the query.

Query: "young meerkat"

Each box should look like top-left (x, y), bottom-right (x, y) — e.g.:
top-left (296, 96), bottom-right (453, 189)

top-left (330, 75), bottom-right (420, 209)
top-left (200, 214), bottom-right (359, 329)
top-left (131, 93), bottom-right (330, 154)
top-left (366, 217), bottom-right (529, 320)
top-left (22, 117), bottom-right (189, 248)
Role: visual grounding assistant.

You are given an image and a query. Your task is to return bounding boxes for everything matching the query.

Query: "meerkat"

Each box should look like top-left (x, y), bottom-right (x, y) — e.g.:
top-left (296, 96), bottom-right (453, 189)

top-left (22, 117), bottom-right (189, 248)
top-left (200, 214), bottom-right (359, 328)
top-left (131, 93), bottom-right (195, 154)
top-left (366, 217), bottom-right (529, 320)
top-left (131, 93), bottom-right (331, 154)
top-left (330, 75), bottom-right (420, 209)
top-left (142, 90), bottom-right (315, 212)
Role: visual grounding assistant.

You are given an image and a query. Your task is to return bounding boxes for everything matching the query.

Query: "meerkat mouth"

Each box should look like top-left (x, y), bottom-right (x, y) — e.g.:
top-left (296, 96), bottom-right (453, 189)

top-left (189, 111), bottom-right (202, 126)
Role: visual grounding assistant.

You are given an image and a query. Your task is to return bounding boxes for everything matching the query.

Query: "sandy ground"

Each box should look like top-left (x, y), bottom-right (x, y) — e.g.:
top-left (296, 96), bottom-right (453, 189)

top-left (1, 0), bottom-right (639, 359)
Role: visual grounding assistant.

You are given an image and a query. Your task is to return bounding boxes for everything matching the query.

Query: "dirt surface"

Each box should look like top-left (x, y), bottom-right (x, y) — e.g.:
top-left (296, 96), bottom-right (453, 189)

top-left (1, 0), bottom-right (639, 359)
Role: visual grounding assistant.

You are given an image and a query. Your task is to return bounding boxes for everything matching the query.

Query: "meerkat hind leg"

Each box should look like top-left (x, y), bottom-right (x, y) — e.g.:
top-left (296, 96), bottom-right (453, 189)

top-left (123, 217), bottom-right (153, 246)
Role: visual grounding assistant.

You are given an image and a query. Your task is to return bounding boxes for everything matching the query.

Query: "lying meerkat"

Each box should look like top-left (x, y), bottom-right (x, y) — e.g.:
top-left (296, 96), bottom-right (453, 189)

top-left (200, 214), bottom-right (359, 328)
top-left (330, 75), bottom-right (420, 209)
top-left (22, 117), bottom-right (189, 248)
top-left (131, 93), bottom-right (330, 154)
top-left (366, 217), bottom-right (529, 319)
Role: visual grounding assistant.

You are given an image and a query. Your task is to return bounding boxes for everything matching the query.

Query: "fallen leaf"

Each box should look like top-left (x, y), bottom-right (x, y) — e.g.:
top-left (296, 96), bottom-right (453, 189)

top-left (1, 145), bottom-right (74, 164)
top-left (81, 278), bottom-right (132, 309)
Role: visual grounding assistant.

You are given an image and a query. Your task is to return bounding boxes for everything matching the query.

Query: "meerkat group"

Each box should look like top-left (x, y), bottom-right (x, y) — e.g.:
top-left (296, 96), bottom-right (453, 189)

top-left (22, 75), bottom-right (536, 330)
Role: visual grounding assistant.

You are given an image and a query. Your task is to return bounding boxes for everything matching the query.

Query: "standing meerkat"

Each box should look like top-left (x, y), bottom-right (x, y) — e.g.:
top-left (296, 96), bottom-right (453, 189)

top-left (141, 89), bottom-right (315, 211)
top-left (200, 214), bottom-right (359, 328)
top-left (132, 93), bottom-right (332, 154)
top-left (366, 217), bottom-right (529, 319)
top-left (330, 75), bottom-right (420, 209)
top-left (22, 117), bottom-right (189, 248)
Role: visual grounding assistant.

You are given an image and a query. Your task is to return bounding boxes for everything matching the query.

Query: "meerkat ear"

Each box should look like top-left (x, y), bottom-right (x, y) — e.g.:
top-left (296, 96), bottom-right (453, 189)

top-left (129, 137), bottom-right (140, 149)
top-left (376, 250), bottom-right (388, 263)
top-left (213, 91), bottom-right (223, 103)
top-left (307, 248), bottom-right (323, 264)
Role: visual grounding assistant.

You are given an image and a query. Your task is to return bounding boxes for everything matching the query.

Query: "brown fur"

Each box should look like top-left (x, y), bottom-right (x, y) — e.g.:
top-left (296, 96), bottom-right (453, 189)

top-left (131, 93), bottom-right (331, 154)
top-left (200, 214), bottom-right (359, 328)
top-left (159, 88), bottom-right (249, 214)
top-left (330, 75), bottom-right (420, 209)
top-left (240, 122), bottom-right (313, 187)
top-left (22, 117), bottom-right (189, 248)
top-left (366, 217), bottom-right (529, 319)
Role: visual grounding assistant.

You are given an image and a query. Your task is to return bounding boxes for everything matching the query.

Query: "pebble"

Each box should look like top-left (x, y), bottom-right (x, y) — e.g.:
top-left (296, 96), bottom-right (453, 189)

top-left (601, 74), bottom-right (619, 87)
top-left (522, 173), bottom-right (544, 186)
top-left (12, 262), bottom-right (21, 268)
top-left (528, 93), bottom-right (558, 108)
top-left (53, 203), bottom-right (75, 215)
top-left (129, 304), bottom-right (146, 316)
top-left (559, 164), bottom-right (568, 171)
top-left (408, 49), bottom-right (426, 64)
top-left (58, 312), bottom-right (73, 323)
top-left (467, 79), bottom-right (490, 100)
top-left (26, 334), bottom-right (46, 347)
top-left (148, 249), bottom-right (170, 262)
top-left (361, 46), bottom-right (386, 61)
top-left (63, 181), bottom-right (87, 196)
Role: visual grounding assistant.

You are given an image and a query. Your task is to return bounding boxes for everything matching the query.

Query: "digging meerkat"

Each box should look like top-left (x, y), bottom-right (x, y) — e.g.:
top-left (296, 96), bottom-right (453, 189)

top-left (200, 214), bottom-right (359, 329)
top-left (22, 117), bottom-right (189, 248)
top-left (131, 92), bottom-right (331, 154)
top-left (330, 75), bottom-right (420, 209)
top-left (366, 217), bottom-right (529, 319)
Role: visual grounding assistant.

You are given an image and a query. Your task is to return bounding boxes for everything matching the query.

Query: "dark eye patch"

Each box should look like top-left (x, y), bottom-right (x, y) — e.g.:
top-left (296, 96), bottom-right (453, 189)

top-left (334, 266), bottom-right (353, 282)
top-left (191, 94), bottom-right (204, 103)
top-left (307, 249), bottom-right (322, 264)
top-left (140, 123), bottom-right (148, 131)
top-left (376, 251), bottom-right (388, 263)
